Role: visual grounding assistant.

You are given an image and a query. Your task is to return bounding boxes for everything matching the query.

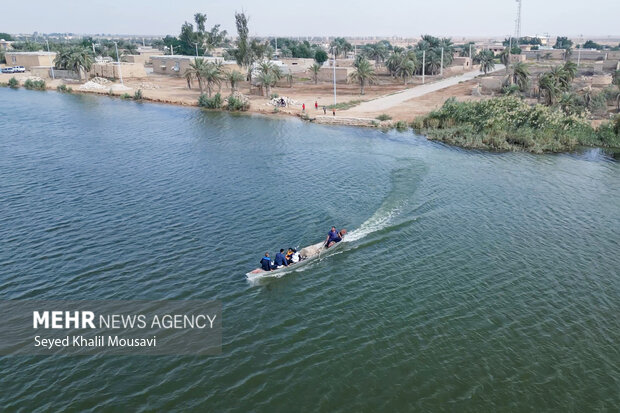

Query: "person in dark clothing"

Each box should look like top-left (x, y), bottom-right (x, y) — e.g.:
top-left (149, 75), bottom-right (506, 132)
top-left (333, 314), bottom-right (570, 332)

top-left (274, 249), bottom-right (288, 267)
top-left (323, 106), bottom-right (327, 115)
top-left (325, 226), bottom-right (338, 246)
top-left (260, 252), bottom-right (273, 271)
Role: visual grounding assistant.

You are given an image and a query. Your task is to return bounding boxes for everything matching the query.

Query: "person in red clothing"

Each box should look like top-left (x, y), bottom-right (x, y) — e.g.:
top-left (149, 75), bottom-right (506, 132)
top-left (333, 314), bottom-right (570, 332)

top-left (302, 103), bottom-right (305, 111)
top-left (315, 101), bottom-right (318, 110)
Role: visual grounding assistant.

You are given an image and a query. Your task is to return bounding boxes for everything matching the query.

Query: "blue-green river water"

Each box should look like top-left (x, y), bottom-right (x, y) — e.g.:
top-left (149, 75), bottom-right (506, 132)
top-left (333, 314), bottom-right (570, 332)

top-left (1, 88), bottom-right (619, 411)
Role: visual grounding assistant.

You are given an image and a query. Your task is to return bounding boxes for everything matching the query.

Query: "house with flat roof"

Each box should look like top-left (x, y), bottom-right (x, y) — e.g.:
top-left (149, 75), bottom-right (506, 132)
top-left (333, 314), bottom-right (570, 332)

top-left (5, 51), bottom-right (56, 69)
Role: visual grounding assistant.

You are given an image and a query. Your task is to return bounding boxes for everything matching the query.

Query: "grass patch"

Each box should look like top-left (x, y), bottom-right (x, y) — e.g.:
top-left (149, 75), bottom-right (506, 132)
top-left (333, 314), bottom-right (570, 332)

top-left (56, 84), bottom-right (73, 93)
top-left (376, 114), bottom-right (392, 121)
top-left (133, 89), bottom-right (143, 101)
top-left (327, 100), bottom-right (363, 110)
top-left (414, 97), bottom-right (620, 153)
top-left (120, 93), bottom-right (132, 99)
top-left (24, 79), bottom-right (46, 90)
top-left (8, 77), bottom-right (19, 88)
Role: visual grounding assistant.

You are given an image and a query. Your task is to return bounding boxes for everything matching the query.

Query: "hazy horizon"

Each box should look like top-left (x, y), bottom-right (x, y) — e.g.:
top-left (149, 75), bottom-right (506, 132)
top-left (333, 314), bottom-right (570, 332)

top-left (4, 0), bottom-right (620, 39)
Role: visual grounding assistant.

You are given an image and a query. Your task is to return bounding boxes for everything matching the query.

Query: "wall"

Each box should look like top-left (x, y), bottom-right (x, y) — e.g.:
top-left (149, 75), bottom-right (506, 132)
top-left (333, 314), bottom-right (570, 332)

top-left (279, 58), bottom-right (315, 73)
top-left (317, 67), bottom-right (353, 83)
top-left (30, 66), bottom-right (79, 80)
top-left (91, 63), bottom-right (147, 79)
top-left (524, 49), bottom-right (565, 60)
top-left (5, 52), bottom-right (57, 69)
top-left (452, 57), bottom-right (472, 69)
top-left (151, 56), bottom-right (240, 76)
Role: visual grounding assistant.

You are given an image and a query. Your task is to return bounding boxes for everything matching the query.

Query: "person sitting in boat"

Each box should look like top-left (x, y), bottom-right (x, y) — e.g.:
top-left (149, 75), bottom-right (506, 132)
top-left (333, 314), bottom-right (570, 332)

top-left (325, 226), bottom-right (339, 247)
top-left (285, 248), bottom-right (294, 263)
top-left (260, 252), bottom-right (273, 271)
top-left (274, 249), bottom-right (289, 268)
top-left (290, 249), bottom-right (300, 263)
top-left (326, 228), bottom-right (347, 248)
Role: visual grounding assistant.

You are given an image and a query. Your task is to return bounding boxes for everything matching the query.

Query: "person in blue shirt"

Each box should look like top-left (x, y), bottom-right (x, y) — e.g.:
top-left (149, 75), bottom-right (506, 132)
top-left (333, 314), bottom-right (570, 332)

top-left (274, 249), bottom-right (288, 268)
top-left (325, 226), bottom-right (338, 246)
top-left (260, 253), bottom-right (273, 271)
top-left (326, 227), bottom-right (347, 248)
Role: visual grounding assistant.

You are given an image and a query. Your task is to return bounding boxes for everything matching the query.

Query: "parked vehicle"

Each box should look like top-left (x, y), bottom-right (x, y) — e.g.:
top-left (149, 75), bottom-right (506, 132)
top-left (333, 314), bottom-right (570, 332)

top-left (1, 67), bottom-right (16, 74)
top-left (14, 66), bottom-right (26, 73)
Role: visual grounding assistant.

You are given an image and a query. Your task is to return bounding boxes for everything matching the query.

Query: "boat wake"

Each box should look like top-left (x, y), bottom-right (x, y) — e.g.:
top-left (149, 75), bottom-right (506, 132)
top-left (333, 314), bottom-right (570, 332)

top-left (346, 162), bottom-right (426, 243)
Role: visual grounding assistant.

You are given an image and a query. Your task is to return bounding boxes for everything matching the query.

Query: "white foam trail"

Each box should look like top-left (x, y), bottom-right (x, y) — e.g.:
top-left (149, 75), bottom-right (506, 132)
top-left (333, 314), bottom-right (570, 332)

top-left (344, 205), bottom-right (401, 242)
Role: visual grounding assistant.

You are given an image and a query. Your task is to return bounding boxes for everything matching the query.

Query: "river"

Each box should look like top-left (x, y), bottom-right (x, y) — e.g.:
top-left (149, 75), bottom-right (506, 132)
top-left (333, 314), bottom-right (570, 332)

top-left (1, 88), bottom-right (619, 411)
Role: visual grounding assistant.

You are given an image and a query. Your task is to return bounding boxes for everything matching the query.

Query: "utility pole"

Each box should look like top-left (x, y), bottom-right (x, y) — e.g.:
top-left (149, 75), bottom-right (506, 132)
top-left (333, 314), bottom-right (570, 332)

top-left (275, 37), bottom-right (277, 59)
top-left (422, 50), bottom-right (425, 84)
top-left (46, 39), bottom-right (55, 80)
top-left (333, 56), bottom-right (337, 105)
top-left (577, 34), bottom-right (583, 67)
top-left (92, 42), bottom-right (96, 55)
top-left (114, 42), bottom-right (123, 85)
top-left (469, 43), bottom-right (472, 59)
top-left (440, 47), bottom-right (444, 77)
top-left (194, 42), bottom-right (199, 57)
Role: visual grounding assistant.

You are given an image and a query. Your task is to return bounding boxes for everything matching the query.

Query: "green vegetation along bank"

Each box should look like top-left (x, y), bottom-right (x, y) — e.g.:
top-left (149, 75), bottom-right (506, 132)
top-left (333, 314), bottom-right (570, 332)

top-left (413, 97), bottom-right (620, 153)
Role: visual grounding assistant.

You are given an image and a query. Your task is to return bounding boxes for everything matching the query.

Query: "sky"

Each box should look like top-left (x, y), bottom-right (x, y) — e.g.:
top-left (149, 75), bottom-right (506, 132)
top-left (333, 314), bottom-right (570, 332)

top-left (4, 0), bottom-right (620, 39)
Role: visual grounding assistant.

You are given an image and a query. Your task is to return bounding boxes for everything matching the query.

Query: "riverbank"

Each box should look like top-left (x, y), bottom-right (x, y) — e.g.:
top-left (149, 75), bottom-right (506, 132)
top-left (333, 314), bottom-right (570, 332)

top-left (2, 72), bottom-right (619, 154)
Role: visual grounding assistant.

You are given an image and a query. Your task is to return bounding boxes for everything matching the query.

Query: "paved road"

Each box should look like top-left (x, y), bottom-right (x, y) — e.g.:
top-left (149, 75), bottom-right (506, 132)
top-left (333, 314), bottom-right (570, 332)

top-left (347, 65), bottom-right (505, 114)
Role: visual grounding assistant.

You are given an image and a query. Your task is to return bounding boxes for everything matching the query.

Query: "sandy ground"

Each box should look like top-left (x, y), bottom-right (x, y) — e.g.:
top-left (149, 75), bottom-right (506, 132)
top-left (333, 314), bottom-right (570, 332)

top-left (2, 67), bottom-right (485, 126)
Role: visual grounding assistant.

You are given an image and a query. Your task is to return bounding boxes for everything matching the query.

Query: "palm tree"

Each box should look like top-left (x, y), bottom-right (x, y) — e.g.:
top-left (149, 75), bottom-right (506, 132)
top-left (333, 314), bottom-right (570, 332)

top-left (256, 62), bottom-right (282, 96)
top-left (562, 61), bottom-right (578, 82)
top-left (512, 62), bottom-right (530, 92)
top-left (550, 66), bottom-right (570, 91)
top-left (200, 62), bottom-right (224, 97)
top-left (310, 63), bottom-right (321, 84)
top-left (386, 52), bottom-right (403, 78)
top-left (364, 43), bottom-right (388, 67)
top-left (185, 58), bottom-right (209, 93)
top-left (226, 70), bottom-right (245, 92)
top-left (395, 57), bottom-right (417, 84)
top-left (348, 57), bottom-right (376, 95)
top-left (612, 70), bottom-right (620, 111)
top-left (67, 47), bottom-right (94, 80)
top-left (256, 72), bottom-right (275, 97)
top-left (477, 50), bottom-right (495, 75)
top-left (538, 72), bottom-right (560, 105)
top-left (499, 48), bottom-right (510, 70)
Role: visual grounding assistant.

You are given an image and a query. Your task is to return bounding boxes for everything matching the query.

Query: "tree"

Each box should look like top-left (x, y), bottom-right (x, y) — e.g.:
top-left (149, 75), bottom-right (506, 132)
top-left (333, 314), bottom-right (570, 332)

top-left (314, 49), bottom-right (328, 65)
top-left (201, 61), bottom-right (224, 97)
top-left (613, 70), bottom-right (620, 110)
top-left (538, 72), bottom-right (561, 105)
top-left (185, 57), bottom-right (209, 92)
top-left (226, 70), bottom-right (245, 92)
top-left (563, 61), bottom-right (577, 82)
top-left (233, 12), bottom-right (253, 86)
top-left (554, 36), bottom-right (573, 50)
top-left (477, 50), bottom-right (495, 75)
top-left (0, 33), bottom-right (13, 41)
top-left (310, 63), bottom-right (321, 84)
top-left (363, 42), bottom-right (389, 67)
top-left (54, 46), bottom-right (93, 80)
top-left (256, 62), bottom-right (281, 96)
top-left (395, 56), bottom-right (416, 84)
top-left (583, 40), bottom-right (603, 50)
top-left (348, 57), bottom-right (376, 95)
top-left (330, 37), bottom-right (352, 58)
top-left (511, 62), bottom-right (530, 92)
top-left (550, 66), bottom-right (570, 91)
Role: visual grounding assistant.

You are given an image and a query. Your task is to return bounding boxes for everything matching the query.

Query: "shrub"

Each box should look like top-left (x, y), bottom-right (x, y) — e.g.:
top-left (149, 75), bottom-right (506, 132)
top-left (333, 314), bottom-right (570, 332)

top-left (56, 84), bottom-right (72, 93)
top-left (198, 92), bottom-right (223, 109)
top-left (273, 107), bottom-right (279, 113)
top-left (395, 121), bottom-right (409, 131)
top-left (24, 79), bottom-right (46, 90)
top-left (269, 92), bottom-right (279, 99)
top-left (417, 96), bottom-right (612, 152)
top-left (8, 77), bottom-right (19, 88)
top-left (120, 93), bottom-right (132, 99)
top-left (587, 93), bottom-right (608, 116)
top-left (502, 84), bottom-right (521, 96)
top-left (226, 95), bottom-right (249, 111)
top-left (133, 89), bottom-right (143, 100)
top-left (376, 114), bottom-right (392, 121)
